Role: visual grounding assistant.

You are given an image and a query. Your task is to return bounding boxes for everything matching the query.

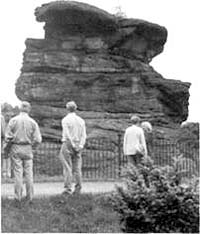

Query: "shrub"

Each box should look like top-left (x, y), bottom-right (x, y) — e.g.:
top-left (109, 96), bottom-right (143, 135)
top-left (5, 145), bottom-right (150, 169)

top-left (112, 156), bottom-right (199, 233)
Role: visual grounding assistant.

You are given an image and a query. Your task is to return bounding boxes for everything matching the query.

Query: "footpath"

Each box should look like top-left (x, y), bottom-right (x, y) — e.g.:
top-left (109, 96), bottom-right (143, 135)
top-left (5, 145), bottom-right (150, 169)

top-left (1, 181), bottom-right (124, 198)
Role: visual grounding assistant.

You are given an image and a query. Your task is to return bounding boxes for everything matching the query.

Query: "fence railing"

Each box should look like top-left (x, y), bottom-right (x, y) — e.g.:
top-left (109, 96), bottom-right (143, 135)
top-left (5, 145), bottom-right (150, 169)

top-left (32, 135), bottom-right (199, 180)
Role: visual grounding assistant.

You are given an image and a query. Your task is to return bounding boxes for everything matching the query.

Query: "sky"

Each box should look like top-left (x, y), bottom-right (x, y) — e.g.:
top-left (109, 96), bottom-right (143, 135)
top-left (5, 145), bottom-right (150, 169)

top-left (0, 0), bottom-right (199, 122)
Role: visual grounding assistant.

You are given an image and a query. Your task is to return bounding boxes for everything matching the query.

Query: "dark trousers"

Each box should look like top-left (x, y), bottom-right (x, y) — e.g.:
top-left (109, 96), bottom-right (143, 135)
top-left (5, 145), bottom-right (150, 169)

top-left (127, 154), bottom-right (149, 187)
top-left (127, 153), bottom-right (143, 167)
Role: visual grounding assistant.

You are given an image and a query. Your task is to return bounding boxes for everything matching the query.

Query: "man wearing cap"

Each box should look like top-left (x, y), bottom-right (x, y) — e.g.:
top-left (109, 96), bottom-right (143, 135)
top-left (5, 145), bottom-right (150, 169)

top-left (5, 101), bottom-right (42, 205)
top-left (59, 101), bottom-right (86, 195)
top-left (123, 115), bottom-right (147, 166)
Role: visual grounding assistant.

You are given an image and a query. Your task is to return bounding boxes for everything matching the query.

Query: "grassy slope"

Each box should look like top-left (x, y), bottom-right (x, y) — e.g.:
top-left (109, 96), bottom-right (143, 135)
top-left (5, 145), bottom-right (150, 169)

top-left (1, 193), bottom-right (121, 233)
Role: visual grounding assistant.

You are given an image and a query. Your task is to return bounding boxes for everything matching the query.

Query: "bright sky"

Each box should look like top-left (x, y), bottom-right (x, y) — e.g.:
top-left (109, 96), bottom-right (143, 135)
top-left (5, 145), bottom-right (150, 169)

top-left (0, 0), bottom-right (199, 122)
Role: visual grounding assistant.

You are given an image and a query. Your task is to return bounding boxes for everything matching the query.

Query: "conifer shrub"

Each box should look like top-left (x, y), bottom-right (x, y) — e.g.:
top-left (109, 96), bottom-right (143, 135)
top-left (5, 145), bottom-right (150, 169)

top-left (112, 156), bottom-right (199, 233)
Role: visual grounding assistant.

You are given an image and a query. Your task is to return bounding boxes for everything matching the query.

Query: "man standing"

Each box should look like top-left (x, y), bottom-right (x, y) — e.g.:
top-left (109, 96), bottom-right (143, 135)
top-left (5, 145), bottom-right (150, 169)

top-left (123, 115), bottom-right (147, 166)
top-left (5, 101), bottom-right (42, 204)
top-left (141, 121), bottom-right (153, 156)
top-left (1, 114), bottom-right (11, 178)
top-left (59, 101), bottom-right (86, 195)
top-left (1, 114), bottom-right (6, 140)
top-left (1, 114), bottom-right (6, 176)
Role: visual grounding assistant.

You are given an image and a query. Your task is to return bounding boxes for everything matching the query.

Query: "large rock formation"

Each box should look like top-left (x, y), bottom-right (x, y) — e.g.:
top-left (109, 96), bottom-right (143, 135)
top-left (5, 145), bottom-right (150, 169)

top-left (16, 1), bottom-right (190, 140)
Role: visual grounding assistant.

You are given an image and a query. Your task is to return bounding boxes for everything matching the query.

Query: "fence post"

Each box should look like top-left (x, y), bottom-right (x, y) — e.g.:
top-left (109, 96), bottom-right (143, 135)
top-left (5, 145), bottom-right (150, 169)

top-left (118, 132), bottom-right (122, 177)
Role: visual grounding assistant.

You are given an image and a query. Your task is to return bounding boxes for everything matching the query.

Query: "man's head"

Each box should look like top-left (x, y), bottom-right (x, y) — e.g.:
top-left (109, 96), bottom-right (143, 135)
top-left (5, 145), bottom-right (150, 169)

top-left (130, 115), bottom-right (141, 125)
top-left (141, 121), bottom-right (152, 133)
top-left (19, 101), bottom-right (31, 113)
top-left (66, 101), bottom-right (77, 113)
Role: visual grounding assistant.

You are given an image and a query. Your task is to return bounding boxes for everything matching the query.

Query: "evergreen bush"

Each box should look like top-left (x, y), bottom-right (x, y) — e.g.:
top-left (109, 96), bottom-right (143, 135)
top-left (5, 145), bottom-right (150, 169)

top-left (112, 156), bottom-right (199, 233)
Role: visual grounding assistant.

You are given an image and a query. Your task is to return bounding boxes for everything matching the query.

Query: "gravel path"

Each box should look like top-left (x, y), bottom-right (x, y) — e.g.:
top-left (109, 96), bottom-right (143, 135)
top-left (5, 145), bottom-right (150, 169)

top-left (1, 181), bottom-right (124, 198)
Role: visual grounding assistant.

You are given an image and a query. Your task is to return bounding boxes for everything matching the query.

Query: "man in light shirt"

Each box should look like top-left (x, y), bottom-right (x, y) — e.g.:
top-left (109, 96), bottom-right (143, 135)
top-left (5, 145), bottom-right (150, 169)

top-left (59, 101), bottom-right (86, 195)
top-left (123, 115), bottom-right (147, 166)
top-left (1, 114), bottom-right (11, 178)
top-left (5, 101), bottom-right (42, 205)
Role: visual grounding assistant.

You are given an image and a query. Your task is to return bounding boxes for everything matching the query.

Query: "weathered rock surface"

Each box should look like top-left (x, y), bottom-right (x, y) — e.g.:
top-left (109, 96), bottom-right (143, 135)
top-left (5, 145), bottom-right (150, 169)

top-left (16, 1), bottom-right (190, 141)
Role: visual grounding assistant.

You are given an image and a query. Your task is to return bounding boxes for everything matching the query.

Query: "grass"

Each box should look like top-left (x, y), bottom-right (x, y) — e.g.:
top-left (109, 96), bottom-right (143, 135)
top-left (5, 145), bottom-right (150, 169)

top-left (1, 193), bottom-right (121, 233)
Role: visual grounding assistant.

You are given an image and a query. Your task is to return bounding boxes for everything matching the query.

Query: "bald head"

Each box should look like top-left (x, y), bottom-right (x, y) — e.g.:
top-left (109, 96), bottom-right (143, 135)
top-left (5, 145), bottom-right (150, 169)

top-left (19, 101), bottom-right (31, 113)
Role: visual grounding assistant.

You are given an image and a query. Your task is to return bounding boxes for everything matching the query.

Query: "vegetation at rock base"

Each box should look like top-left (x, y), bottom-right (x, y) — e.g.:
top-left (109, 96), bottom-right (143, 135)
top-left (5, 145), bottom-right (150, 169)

top-left (111, 156), bottom-right (199, 233)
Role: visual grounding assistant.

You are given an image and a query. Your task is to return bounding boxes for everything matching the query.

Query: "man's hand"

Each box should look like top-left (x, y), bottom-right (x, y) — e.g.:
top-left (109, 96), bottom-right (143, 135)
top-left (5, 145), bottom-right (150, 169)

top-left (73, 144), bottom-right (83, 153)
top-left (32, 142), bottom-right (40, 150)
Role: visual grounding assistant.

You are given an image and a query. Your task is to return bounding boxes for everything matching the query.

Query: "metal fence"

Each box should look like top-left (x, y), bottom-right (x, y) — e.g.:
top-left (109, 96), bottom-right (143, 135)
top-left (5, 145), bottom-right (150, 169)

top-left (33, 135), bottom-right (199, 180)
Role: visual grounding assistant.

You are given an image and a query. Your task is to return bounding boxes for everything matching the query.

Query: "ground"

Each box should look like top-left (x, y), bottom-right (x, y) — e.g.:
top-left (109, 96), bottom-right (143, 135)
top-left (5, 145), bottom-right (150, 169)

top-left (1, 192), bottom-right (121, 233)
top-left (1, 181), bottom-right (124, 198)
top-left (1, 181), bottom-right (124, 232)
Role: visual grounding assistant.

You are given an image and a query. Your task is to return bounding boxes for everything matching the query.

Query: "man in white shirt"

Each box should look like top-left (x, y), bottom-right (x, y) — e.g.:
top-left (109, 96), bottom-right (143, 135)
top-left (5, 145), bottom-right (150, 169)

top-left (59, 101), bottom-right (86, 195)
top-left (123, 115), bottom-right (147, 166)
top-left (1, 114), bottom-right (11, 178)
top-left (5, 101), bottom-right (42, 204)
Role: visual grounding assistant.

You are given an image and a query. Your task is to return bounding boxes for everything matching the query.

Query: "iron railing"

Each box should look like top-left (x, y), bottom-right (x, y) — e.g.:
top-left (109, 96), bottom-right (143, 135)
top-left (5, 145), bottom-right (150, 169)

top-left (32, 135), bottom-right (199, 180)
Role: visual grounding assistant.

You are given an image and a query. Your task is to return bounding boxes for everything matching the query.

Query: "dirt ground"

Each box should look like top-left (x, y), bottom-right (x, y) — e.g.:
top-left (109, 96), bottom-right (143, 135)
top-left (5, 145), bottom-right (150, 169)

top-left (1, 181), bottom-right (124, 199)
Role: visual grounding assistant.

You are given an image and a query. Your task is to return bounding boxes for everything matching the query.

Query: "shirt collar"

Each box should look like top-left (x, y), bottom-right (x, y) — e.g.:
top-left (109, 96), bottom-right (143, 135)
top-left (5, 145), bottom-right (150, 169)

top-left (68, 112), bottom-right (76, 116)
top-left (20, 112), bottom-right (29, 116)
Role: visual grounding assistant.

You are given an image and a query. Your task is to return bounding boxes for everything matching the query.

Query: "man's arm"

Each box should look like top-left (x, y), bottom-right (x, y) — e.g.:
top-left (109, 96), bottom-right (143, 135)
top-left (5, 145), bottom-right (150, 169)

top-left (4, 119), bottom-right (14, 157)
top-left (80, 122), bottom-right (87, 149)
top-left (32, 122), bottom-right (42, 147)
top-left (140, 130), bottom-right (147, 157)
top-left (123, 130), bottom-right (127, 155)
top-left (62, 118), bottom-right (74, 146)
top-left (1, 115), bottom-right (6, 140)
top-left (5, 119), bottom-right (14, 141)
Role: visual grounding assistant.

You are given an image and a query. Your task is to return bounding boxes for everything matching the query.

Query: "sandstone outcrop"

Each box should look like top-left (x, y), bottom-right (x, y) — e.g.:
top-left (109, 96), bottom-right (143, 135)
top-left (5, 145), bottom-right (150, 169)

top-left (15, 1), bottom-right (190, 140)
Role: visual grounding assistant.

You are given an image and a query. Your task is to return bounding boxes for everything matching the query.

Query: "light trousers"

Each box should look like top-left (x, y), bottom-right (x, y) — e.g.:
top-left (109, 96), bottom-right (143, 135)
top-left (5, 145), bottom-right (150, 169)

top-left (2, 158), bottom-right (11, 178)
top-left (12, 154), bottom-right (33, 201)
top-left (59, 141), bottom-right (82, 192)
